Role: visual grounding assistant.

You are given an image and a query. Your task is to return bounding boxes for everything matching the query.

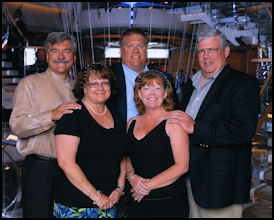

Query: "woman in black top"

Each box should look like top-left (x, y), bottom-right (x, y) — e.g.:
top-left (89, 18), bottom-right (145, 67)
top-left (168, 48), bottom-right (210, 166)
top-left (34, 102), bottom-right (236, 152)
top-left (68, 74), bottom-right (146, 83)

top-left (125, 70), bottom-right (189, 218)
top-left (53, 64), bottom-right (126, 218)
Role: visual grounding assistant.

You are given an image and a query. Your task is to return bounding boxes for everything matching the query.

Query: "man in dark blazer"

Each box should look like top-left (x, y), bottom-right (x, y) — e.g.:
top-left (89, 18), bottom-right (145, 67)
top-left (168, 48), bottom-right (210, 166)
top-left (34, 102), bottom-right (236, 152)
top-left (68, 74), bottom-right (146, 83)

top-left (106, 28), bottom-right (179, 218)
top-left (167, 25), bottom-right (260, 217)
top-left (107, 28), bottom-right (179, 126)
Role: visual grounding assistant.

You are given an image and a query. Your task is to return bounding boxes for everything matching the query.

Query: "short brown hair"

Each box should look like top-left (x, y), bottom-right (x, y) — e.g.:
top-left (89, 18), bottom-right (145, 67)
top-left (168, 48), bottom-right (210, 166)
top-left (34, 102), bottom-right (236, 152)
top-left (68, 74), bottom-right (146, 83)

top-left (73, 64), bottom-right (117, 100)
top-left (120, 28), bottom-right (148, 48)
top-left (134, 70), bottom-right (174, 115)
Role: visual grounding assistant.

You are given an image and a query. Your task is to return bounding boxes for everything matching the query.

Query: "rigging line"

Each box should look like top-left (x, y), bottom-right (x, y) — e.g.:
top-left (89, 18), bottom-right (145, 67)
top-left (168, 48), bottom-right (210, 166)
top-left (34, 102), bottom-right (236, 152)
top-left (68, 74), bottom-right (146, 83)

top-left (103, 21), bottom-right (107, 66)
top-left (189, 23), bottom-right (200, 80)
top-left (185, 24), bottom-right (196, 81)
top-left (61, 3), bottom-right (68, 33)
top-left (148, 2), bottom-right (154, 64)
top-left (63, 2), bottom-right (76, 79)
top-left (168, 21), bottom-right (177, 76)
top-left (73, 3), bottom-right (83, 69)
top-left (87, 2), bottom-right (95, 63)
top-left (164, 2), bottom-right (174, 70)
top-left (158, 17), bottom-right (165, 67)
top-left (107, 2), bottom-right (111, 66)
top-left (176, 21), bottom-right (187, 78)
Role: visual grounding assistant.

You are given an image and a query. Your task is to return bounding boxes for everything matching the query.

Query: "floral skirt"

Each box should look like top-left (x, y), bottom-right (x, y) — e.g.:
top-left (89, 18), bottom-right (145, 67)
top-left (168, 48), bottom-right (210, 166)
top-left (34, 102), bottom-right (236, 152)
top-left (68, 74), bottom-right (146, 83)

top-left (53, 202), bottom-right (116, 218)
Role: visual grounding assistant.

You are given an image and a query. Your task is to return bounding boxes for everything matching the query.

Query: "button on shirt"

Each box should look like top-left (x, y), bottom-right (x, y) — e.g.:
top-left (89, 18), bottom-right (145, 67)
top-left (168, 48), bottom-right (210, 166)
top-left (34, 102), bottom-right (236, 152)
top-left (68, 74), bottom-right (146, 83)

top-left (122, 63), bottom-right (149, 122)
top-left (185, 65), bottom-right (225, 120)
top-left (9, 69), bottom-right (76, 158)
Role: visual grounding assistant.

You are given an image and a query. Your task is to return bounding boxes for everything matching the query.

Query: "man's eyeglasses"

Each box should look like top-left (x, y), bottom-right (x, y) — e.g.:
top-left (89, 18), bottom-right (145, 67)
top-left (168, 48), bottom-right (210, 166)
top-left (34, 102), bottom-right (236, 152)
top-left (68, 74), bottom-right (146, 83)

top-left (197, 48), bottom-right (220, 56)
top-left (86, 82), bottom-right (111, 88)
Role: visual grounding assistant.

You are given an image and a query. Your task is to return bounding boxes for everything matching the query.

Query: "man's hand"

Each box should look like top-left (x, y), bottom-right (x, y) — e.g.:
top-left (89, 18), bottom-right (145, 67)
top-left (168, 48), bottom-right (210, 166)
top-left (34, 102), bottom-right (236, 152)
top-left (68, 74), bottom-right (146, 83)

top-left (167, 110), bottom-right (195, 134)
top-left (51, 102), bottom-right (81, 121)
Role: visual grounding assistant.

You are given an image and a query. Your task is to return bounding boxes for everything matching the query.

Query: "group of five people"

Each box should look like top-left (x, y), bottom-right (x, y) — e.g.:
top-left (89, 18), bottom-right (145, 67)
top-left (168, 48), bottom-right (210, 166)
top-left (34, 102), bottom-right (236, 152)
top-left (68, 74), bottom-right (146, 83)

top-left (9, 26), bottom-right (260, 218)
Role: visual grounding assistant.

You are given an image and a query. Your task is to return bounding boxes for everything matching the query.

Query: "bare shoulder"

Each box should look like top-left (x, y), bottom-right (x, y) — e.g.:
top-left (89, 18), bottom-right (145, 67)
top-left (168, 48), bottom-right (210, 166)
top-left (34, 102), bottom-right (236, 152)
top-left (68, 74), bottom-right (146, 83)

top-left (126, 116), bottom-right (137, 132)
top-left (165, 121), bottom-right (187, 137)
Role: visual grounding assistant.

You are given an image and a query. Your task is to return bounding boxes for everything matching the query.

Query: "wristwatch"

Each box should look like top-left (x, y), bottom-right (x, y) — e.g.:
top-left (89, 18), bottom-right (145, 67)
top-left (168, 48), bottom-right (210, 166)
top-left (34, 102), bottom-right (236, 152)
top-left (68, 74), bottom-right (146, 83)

top-left (117, 186), bottom-right (125, 195)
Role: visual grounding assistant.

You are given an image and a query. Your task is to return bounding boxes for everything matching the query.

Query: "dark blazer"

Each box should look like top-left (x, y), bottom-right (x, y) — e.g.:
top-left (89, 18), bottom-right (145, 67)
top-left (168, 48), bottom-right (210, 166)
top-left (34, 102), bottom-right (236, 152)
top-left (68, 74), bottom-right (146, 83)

top-left (181, 64), bottom-right (260, 208)
top-left (107, 62), bottom-right (179, 124)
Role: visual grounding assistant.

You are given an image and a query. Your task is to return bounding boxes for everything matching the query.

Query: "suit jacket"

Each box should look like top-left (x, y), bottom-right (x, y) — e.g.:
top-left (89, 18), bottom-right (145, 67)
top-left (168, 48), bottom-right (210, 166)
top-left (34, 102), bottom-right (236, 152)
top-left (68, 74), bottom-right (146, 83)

top-left (181, 64), bottom-right (260, 208)
top-left (107, 63), bottom-right (179, 125)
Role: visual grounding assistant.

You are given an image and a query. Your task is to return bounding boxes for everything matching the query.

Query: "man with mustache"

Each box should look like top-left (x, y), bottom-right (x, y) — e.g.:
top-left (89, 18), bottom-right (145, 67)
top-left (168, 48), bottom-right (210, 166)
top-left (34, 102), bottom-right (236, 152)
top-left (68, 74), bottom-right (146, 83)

top-left (9, 32), bottom-right (81, 218)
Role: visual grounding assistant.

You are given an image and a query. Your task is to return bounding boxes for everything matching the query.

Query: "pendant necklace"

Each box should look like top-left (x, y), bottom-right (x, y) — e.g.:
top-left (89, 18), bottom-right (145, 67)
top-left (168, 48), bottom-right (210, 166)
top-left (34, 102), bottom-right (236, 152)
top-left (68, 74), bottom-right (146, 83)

top-left (83, 99), bottom-right (107, 116)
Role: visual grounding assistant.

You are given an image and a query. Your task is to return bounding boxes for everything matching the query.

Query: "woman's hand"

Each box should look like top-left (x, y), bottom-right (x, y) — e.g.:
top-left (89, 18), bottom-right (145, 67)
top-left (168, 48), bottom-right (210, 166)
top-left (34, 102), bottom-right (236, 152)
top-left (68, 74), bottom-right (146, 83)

top-left (130, 188), bottom-right (147, 203)
top-left (129, 174), bottom-right (151, 196)
top-left (95, 192), bottom-right (112, 210)
top-left (108, 188), bottom-right (123, 207)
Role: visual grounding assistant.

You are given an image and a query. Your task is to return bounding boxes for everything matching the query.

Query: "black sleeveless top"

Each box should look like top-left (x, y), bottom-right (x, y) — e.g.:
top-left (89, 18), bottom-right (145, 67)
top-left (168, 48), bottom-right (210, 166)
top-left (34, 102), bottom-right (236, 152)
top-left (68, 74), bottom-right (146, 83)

top-left (127, 118), bottom-right (186, 199)
top-left (54, 100), bottom-right (126, 207)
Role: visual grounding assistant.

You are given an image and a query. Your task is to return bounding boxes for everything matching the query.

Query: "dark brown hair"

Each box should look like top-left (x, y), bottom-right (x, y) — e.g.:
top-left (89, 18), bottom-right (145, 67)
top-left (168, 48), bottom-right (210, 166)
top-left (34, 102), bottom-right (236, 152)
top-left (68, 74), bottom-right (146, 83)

top-left (73, 64), bottom-right (117, 100)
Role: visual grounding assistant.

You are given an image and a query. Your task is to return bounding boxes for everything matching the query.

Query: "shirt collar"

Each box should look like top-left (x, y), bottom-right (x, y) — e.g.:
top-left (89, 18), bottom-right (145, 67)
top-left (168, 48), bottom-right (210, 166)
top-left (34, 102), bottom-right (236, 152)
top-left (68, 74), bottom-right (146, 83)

top-left (122, 62), bottom-right (149, 76)
top-left (46, 68), bottom-right (73, 88)
top-left (191, 62), bottom-right (227, 85)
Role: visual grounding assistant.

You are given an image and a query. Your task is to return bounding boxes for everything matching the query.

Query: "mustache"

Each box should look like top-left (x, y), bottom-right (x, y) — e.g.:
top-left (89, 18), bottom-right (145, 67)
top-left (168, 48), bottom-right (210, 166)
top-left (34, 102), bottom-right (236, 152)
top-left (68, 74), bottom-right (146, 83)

top-left (54, 59), bottom-right (69, 63)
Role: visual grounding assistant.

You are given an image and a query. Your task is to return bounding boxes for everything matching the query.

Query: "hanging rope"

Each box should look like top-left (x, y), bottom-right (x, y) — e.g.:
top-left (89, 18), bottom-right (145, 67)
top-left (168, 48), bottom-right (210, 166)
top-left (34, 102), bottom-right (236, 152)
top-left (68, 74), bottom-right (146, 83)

top-left (73, 3), bottom-right (84, 69)
top-left (158, 17), bottom-right (165, 67)
top-left (164, 2), bottom-right (174, 69)
top-left (103, 20), bottom-right (107, 66)
top-left (147, 2), bottom-right (154, 64)
top-left (87, 2), bottom-right (95, 63)
top-left (168, 21), bottom-right (177, 77)
top-left (185, 23), bottom-right (196, 81)
top-left (61, 2), bottom-right (69, 33)
top-left (107, 2), bottom-right (111, 66)
top-left (176, 21), bottom-right (187, 78)
top-left (189, 23), bottom-right (200, 80)
top-left (62, 2), bottom-right (77, 79)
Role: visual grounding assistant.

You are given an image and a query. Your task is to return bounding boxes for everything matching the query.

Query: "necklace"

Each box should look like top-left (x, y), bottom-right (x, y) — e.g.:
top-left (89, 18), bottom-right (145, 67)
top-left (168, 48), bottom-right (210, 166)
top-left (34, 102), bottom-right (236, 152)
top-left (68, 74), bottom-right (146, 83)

top-left (83, 99), bottom-right (107, 116)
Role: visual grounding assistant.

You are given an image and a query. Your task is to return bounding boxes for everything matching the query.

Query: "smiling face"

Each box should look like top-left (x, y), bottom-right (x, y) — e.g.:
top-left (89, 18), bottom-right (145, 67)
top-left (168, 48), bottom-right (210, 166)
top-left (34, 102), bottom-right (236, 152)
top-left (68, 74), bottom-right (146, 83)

top-left (138, 79), bottom-right (167, 110)
top-left (46, 39), bottom-right (76, 77)
top-left (197, 35), bottom-right (230, 78)
top-left (84, 71), bottom-right (111, 105)
top-left (120, 34), bottom-right (147, 73)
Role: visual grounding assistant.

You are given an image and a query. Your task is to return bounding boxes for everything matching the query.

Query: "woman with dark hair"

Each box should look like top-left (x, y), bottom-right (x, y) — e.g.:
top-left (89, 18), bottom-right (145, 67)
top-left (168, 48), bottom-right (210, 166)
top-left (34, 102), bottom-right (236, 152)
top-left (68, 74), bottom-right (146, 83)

top-left (125, 70), bottom-right (189, 218)
top-left (53, 64), bottom-right (126, 218)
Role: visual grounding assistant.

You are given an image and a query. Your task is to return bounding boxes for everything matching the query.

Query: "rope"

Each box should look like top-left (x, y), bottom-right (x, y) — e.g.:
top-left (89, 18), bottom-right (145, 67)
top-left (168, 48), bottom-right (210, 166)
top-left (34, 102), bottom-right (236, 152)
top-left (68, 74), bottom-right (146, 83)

top-left (164, 2), bottom-right (174, 70)
top-left (176, 21), bottom-right (187, 78)
top-left (189, 23), bottom-right (200, 80)
top-left (87, 2), bottom-right (95, 63)
top-left (73, 3), bottom-right (84, 69)
top-left (185, 24), bottom-right (196, 81)
top-left (107, 2), bottom-right (111, 65)
top-left (168, 21), bottom-right (177, 76)
top-left (148, 2), bottom-right (154, 64)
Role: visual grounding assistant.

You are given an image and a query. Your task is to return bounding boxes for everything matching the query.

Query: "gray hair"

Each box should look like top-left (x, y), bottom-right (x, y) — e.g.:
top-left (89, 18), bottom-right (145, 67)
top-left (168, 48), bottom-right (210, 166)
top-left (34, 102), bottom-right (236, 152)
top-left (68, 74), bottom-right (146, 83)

top-left (196, 25), bottom-right (228, 49)
top-left (44, 32), bottom-right (77, 54)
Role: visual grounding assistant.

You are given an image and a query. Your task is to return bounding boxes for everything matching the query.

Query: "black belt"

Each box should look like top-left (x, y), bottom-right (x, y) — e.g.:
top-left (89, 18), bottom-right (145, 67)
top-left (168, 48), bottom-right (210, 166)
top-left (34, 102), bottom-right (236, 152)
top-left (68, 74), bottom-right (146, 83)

top-left (26, 154), bottom-right (57, 164)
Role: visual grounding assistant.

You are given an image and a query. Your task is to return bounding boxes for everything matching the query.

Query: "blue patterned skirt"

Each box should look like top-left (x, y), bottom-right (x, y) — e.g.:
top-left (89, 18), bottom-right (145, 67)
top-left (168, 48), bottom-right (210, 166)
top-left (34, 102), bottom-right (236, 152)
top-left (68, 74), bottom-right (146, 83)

top-left (53, 202), bottom-right (117, 218)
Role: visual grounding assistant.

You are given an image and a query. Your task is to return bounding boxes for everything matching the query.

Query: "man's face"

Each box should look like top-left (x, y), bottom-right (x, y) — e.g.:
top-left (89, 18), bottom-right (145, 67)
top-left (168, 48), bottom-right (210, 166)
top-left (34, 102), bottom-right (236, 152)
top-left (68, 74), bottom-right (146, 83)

top-left (197, 35), bottom-right (230, 78)
top-left (120, 34), bottom-right (147, 73)
top-left (46, 40), bottom-right (76, 76)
